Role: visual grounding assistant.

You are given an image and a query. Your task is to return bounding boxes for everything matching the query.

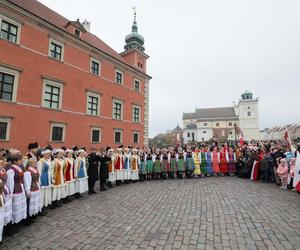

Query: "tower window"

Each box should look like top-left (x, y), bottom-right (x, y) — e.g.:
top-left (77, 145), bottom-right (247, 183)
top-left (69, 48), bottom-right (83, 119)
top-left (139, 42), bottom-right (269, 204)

top-left (75, 29), bottom-right (81, 37)
top-left (247, 111), bottom-right (251, 117)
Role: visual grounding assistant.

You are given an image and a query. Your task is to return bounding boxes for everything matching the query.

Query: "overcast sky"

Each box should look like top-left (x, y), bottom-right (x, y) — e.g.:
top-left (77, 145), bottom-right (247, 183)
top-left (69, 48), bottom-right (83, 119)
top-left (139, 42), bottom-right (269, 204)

top-left (40, 0), bottom-right (300, 137)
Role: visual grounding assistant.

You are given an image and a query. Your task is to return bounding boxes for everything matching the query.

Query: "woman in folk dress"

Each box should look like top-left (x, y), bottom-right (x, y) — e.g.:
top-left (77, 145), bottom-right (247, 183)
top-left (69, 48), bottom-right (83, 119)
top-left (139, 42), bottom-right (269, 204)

top-left (131, 149), bottom-right (140, 182)
top-left (169, 147), bottom-right (177, 179)
top-left (1, 160), bottom-right (12, 236)
top-left (64, 149), bottom-right (76, 200)
top-left (138, 149), bottom-right (147, 181)
top-left (107, 149), bottom-right (115, 188)
top-left (6, 153), bottom-right (27, 224)
top-left (74, 149), bottom-right (89, 195)
top-left (228, 147), bottom-right (237, 176)
top-left (123, 148), bottom-right (132, 184)
top-left (193, 147), bottom-right (201, 177)
top-left (146, 149), bottom-right (154, 180)
top-left (212, 146), bottom-right (220, 176)
top-left (24, 158), bottom-right (41, 224)
top-left (51, 149), bottom-right (66, 207)
top-left (205, 148), bottom-right (213, 176)
top-left (177, 147), bottom-right (185, 179)
top-left (37, 149), bottom-right (52, 212)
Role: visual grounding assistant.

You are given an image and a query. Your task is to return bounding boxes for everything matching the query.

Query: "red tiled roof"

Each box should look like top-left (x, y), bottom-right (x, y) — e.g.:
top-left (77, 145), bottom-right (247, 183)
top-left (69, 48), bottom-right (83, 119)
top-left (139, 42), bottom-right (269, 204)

top-left (6, 0), bottom-right (131, 66)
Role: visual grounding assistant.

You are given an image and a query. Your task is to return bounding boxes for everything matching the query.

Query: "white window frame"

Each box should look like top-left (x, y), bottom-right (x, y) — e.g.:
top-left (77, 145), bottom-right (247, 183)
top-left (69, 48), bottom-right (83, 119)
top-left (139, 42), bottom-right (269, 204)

top-left (42, 79), bottom-right (63, 110)
top-left (134, 79), bottom-right (140, 92)
top-left (0, 14), bottom-right (22, 44)
top-left (86, 91), bottom-right (100, 116)
top-left (114, 129), bottom-right (123, 144)
top-left (0, 117), bottom-right (11, 141)
top-left (112, 99), bottom-right (123, 120)
top-left (133, 131), bottom-right (140, 144)
top-left (132, 105), bottom-right (141, 123)
top-left (115, 69), bottom-right (123, 85)
top-left (91, 127), bottom-right (101, 143)
top-left (90, 58), bottom-right (101, 76)
top-left (0, 65), bottom-right (19, 102)
top-left (48, 38), bottom-right (64, 61)
top-left (50, 123), bottom-right (65, 142)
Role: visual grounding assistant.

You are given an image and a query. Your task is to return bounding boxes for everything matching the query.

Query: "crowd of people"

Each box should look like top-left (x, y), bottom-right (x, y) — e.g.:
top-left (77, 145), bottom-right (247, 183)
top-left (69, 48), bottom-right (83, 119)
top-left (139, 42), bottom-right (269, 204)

top-left (0, 139), bottom-right (299, 242)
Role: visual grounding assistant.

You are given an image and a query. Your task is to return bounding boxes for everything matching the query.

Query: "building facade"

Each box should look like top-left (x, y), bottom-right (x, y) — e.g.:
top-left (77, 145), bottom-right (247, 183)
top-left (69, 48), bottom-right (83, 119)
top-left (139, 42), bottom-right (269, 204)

top-left (0, 0), bottom-right (151, 153)
top-left (182, 91), bottom-right (260, 143)
top-left (260, 124), bottom-right (300, 141)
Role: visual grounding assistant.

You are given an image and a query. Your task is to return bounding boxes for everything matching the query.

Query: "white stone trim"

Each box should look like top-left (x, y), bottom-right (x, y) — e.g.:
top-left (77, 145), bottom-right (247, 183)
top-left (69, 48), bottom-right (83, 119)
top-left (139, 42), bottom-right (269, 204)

top-left (0, 65), bottom-right (20, 102)
top-left (115, 69), bottom-right (123, 85)
top-left (0, 117), bottom-right (11, 141)
top-left (90, 127), bottom-right (101, 143)
top-left (114, 129), bottom-right (123, 143)
top-left (133, 131), bottom-right (140, 144)
top-left (0, 14), bottom-right (22, 44)
top-left (86, 91), bottom-right (100, 116)
top-left (90, 57), bottom-right (101, 76)
top-left (41, 79), bottom-right (64, 110)
top-left (50, 122), bottom-right (66, 142)
top-left (144, 79), bottom-right (150, 146)
top-left (48, 37), bottom-right (64, 61)
top-left (112, 99), bottom-right (123, 120)
top-left (132, 104), bottom-right (141, 123)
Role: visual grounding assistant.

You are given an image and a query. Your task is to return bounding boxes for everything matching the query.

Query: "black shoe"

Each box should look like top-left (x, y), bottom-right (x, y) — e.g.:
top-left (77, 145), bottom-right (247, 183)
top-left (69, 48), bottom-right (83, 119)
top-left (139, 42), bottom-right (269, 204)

top-left (100, 187), bottom-right (107, 191)
top-left (92, 190), bottom-right (96, 194)
top-left (88, 191), bottom-right (92, 195)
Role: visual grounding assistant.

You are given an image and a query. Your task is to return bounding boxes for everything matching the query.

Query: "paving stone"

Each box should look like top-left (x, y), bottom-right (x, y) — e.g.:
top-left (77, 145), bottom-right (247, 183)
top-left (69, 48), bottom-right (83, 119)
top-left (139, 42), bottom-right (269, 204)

top-left (1, 178), bottom-right (299, 249)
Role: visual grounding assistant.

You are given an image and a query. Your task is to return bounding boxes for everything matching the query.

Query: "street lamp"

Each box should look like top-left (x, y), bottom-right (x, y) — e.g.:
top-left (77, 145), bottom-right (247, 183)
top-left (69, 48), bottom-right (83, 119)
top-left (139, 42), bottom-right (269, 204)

top-left (234, 123), bottom-right (237, 142)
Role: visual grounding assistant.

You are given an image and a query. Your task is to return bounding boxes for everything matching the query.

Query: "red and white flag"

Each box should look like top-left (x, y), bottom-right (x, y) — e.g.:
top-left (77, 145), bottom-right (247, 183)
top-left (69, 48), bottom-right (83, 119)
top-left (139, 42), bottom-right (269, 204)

top-left (239, 130), bottom-right (244, 145)
top-left (284, 127), bottom-right (292, 145)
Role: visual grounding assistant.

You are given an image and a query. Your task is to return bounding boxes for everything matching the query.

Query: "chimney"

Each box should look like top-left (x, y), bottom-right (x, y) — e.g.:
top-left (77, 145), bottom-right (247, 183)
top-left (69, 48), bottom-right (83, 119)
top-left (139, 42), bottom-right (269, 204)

top-left (82, 19), bottom-right (91, 32)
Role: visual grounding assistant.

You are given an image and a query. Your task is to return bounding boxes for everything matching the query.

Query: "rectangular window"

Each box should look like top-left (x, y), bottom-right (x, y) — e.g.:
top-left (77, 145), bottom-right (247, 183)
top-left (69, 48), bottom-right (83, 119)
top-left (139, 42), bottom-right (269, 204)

top-left (133, 106), bottom-right (140, 123)
top-left (42, 80), bottom-right (63, 110)
top-left (0, 118), bottom-right (10, 141)
top-left (0, 72), bottom-right (14, 101)
top-left (91, 128), bottom-right (101, 143)
top-left (133, 132), bottom-right (139, 144)
top-left (48, 38), bottom-right (64, 61)
top-left (113, 100), bottom-right (123, 120)
top-left (91, 59), bottom-right (100, 76)
top-left (1, 20), bottom-right (18, 43)
top-left (229, 122), bottom-right (232, 126)
top-left (115, 70), bottom-right (123, 84)
top-left (204, 123), bottom-right (207, 126)
top-left (216, 123), bottom-right (220, 127)
top-left (50, 124), bottom-right (65, 142)
top-left (87, 92), bottom-right (100, 116)
top-left (134, 80), bottom-right (140, 91)
top-left (75, 29), bottom-right (81, 37)
top-left (44, 84), bottom-right (60, 109)
top-left (114, 129), bottom-right (122, 143)
top-left (0, 65), bottom-right (19, 102)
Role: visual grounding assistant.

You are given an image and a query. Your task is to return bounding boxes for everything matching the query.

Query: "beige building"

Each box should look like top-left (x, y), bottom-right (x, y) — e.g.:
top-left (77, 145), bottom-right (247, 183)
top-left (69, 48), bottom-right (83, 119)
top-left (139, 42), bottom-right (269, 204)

top-left (183, 91), bottom-right (260, 143)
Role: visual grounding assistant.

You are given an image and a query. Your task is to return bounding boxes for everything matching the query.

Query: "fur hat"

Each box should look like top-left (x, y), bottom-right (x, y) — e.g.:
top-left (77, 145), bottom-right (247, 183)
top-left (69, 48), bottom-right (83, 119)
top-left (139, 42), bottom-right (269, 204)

top-left (28, 142), bottom-right (39, 150)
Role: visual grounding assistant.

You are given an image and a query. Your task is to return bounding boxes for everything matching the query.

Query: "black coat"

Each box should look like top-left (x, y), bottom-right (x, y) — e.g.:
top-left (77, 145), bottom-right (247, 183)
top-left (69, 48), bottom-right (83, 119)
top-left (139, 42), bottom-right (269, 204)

top-left (87, 153), bottom-right (101, 182)
top-left (99, 155), bottom-right (111, 180)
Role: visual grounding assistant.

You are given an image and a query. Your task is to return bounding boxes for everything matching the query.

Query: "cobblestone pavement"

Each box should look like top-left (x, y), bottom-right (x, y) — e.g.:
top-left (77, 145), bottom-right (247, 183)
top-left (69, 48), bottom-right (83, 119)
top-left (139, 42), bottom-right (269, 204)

top-left (2, 177), bottom-right (300, 250)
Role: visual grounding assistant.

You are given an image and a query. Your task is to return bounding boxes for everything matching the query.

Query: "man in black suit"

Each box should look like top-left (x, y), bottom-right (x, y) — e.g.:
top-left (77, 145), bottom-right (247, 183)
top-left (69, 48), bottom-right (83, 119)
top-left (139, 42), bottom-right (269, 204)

top-left (87, 147), bottom-right (101, 194)
top-left (99, 147), bottom-right (111, 191)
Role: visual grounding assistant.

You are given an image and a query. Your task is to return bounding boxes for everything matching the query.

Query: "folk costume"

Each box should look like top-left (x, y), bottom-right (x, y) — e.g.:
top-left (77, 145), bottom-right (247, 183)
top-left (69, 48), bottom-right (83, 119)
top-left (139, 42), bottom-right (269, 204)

top-left (64, 150), bottom-right (76, 197)
top-left (161, 150), bottom-right (170, 179)
top-left (139, 150), bottom-right (147, 181)
top-left (74, 150), bottom-right (89, 194)
top-left (169, 148), bottom-right (177, 179)
top-left (212, 149), bottom-right (220, 176)
top-left (146, 151), bottom-right (154, 180)
top-left (24, 161), bottom-right (42, 217)
top-left (199, 150), bottom-right (207, 176)
top-left (0, 165), bottom-right (12, 229)
top-left (123, 149), bottom-right (132, 183)
top-left (114, 148), bottom-right (124, 185)
top-left (107, 149), bottom-right (115, 187)
top-left (177, 149), bottom-right (185, 179)
top-left (205, 150), bottom-right (213, 176)
top-left (153, 150), bottom-right (161, 179)
top-left (193, 150), bottom-right (201, 176)
top-left (277, 159), bottom-right (289, 189)
top-left (51, 150), bottom-right (66, 205)
top-left (185, 149), bottom-right (194, 178)
top-left (37, 150), bottom-right (52, 208)
top-left (131, 149), bottom-right (139, 182)
top-left (7, 163), bottom-right (27, 224)
top-left (228, 149), bottom-right (237, 175)
top-left (219, 148), bottom-right (229, 175)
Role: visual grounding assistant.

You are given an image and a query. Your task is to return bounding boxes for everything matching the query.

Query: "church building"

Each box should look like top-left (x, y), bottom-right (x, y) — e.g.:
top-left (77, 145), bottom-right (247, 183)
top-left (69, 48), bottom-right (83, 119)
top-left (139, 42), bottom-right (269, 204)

top-left (182, 91), bottom-right (260, 143)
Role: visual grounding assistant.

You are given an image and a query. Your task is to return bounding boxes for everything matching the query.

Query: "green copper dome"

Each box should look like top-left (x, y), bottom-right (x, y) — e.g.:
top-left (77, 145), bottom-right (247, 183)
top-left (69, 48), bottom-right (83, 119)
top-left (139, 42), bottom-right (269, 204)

top-left (124, 9), bottom-right (145, 52)
top-left (241, 90), bottom-right (253, 100)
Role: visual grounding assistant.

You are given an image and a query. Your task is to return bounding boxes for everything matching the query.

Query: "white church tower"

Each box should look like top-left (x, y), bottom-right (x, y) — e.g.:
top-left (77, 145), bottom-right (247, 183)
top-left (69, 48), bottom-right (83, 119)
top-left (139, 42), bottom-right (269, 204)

top-left (235, 90), bottom-right (260, 140)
